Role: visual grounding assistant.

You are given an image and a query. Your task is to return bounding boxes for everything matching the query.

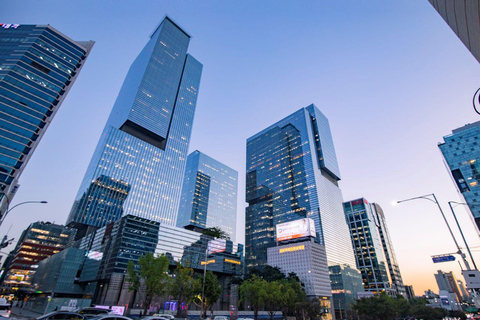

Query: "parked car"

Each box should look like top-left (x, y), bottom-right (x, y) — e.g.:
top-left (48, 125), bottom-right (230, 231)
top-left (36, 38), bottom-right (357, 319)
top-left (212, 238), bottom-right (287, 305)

top-left (87, 316), bottom-right (133, 320)
top-left (141, 317), bottom-right (169, 320)
top-left (152, 315), bottom-right (173, 320)
top-left (213, 316), bottom-right (230, 320)
top-left (0, 300), bottom-right (11, 318)
top-left (78, 308), bottom-right (114, 316)
top-left (37, 311), bottom-right (86, 320)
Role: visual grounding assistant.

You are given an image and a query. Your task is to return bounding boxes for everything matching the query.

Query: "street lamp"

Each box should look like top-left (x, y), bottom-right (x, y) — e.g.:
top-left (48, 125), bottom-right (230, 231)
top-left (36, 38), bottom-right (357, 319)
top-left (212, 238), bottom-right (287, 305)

top-left (396, 193), bottom-right (472, 270)
top-left (0, 200), bottom-right (48, 227)
top-left (448, 201), bottom-right (478, 270)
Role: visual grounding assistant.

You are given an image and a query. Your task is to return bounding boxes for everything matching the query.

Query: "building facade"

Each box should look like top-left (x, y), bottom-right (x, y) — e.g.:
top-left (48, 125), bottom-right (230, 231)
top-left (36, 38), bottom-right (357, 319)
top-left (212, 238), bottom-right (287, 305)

top-left (0, 24), bottom-right (93, 216)
top-left (177, 150), bottom-right (238, 241)
top-left (435, 270), bottom-right (465, 303)
top-left (439, 121), bottom-right (480, 232)
top-left (32, 216), bottom-right (243, 313)
top-left (344, 198), bottom-right (394, 296)
top-left (67, 16), bottom-right (202, 228)
top-left (245, 104), bottom-right (363, 316)
top-left (1, 221), bottom-right (76, 290)
top-left (428, 0), bottom-right (480, 64)
top-left (344, 198), bottom-right (406, 297)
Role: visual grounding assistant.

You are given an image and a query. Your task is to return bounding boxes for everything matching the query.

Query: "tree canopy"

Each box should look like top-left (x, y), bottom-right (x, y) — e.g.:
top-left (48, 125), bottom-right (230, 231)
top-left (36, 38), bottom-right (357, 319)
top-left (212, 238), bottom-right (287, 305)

top-left (126, 253), bottom-right (171, 315)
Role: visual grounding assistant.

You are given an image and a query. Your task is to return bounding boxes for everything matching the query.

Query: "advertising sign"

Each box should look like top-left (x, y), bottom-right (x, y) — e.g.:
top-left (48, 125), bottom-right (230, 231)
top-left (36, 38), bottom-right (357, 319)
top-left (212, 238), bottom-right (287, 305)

top-left (207, 238), bottom-right (226, 254)
top-left (276, 218), bottom-right (316, 242)
top-left (111, 306), bottom-right (125, 315)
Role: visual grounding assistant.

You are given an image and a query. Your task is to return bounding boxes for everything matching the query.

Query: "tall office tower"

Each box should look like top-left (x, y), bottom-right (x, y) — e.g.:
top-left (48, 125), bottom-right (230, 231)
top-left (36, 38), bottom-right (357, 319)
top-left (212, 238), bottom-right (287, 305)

top-left (373, 202), bottom-right (407, 297)
top-left (177, 150), bottom-right (238, 241)
top-left (428, 1), bottom-right (480, 64)
top-left (435, 270), bottom-right (465, 303)
top-left (245, 104), bottom-right (363, 317)
top-left (0, 24), bottom-right (93, 218)
top-left (439, 121), bottom-right (480, 232)
top-left (67, 17), bottom-right (202, 227)
top-left (344, 198), bottom-right (407, 296)
top-left (1, 221), bottom-right (76, 290)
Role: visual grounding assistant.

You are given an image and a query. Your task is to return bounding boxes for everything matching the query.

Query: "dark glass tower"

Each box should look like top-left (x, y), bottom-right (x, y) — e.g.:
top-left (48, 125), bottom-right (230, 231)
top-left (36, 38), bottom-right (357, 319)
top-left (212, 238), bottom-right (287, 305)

top-left (344, 198), bottom-right (397, 296)
top-left (67, 17), bottom-right (202, 227)
top-left (0, 24), bottom-right (94, 217)
top-left (245, 104), bottom-right (363, 317)
top-left (177, 150), bottom-right (238, 240)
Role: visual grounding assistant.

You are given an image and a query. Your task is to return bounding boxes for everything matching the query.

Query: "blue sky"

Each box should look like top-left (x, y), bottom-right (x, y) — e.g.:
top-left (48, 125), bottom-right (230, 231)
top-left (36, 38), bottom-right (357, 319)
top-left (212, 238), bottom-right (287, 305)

top-left (2, 1), bottom-right (480, 294)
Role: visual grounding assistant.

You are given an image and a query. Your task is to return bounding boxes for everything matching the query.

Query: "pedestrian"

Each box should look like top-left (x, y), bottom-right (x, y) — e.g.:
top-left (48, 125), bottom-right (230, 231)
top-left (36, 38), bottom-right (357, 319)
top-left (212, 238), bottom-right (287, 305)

top-left (54, 306), bottom-right (58, 311)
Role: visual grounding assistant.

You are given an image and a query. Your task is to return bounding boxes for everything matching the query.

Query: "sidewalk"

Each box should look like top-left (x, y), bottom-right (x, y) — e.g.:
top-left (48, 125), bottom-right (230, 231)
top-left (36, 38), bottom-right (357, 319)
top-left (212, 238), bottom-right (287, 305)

top-left (11, 306), bottom-right (42, 319)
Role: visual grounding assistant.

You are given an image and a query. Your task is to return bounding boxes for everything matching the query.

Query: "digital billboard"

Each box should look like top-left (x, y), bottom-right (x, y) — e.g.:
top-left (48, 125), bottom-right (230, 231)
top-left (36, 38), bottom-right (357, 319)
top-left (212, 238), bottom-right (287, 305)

top-left (207, 238), bottom-right (227, 254)
top-left (276, 218), bottom-right (316, 242)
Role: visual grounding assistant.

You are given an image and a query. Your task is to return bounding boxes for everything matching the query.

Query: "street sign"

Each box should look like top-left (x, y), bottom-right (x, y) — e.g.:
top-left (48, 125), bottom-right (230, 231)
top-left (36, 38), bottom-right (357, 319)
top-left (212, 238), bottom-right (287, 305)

top-left (432, 255), bottom-right (456, 263)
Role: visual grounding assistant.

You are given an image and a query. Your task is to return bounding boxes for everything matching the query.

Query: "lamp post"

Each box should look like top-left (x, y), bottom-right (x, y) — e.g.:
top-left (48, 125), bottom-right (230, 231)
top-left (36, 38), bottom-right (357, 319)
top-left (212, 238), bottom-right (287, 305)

top-left (396, 193), bottom-right (471, 270)
top-left (448, 201), bottom-right (478, 270)
top-left (0, 200), bottom-right (47, 227)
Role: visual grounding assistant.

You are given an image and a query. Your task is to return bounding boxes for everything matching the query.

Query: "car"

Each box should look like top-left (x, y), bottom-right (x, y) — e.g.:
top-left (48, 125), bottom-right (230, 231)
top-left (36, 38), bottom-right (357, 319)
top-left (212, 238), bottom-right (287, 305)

top-left (152, 315), bottom-right (173, 320)
top-left (78, 308), bottom-right (114, 316)
top-left (37, 311), bottom-right (86, 320)
top-left (141, 317), bottom-right (169, 320)
top-left (0, 302), bottom-right (11, 318)
top-left (87, 316), bottom-right (133, 320)
top-left (213, 316), bottom-right (230, 320)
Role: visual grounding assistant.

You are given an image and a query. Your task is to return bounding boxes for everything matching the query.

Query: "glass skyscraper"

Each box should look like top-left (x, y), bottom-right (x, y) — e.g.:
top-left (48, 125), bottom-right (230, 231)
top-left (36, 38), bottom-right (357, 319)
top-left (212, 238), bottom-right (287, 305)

top-left (177, 150), bottom-right (238, 241)
top-left (245, 104), bottom-right (362, 315)
top-left (0, 24), bottom-right (94, 216)
top-left (343, 198), bottom-right (407, 296)
top-left (439, 121), bottom-right (480, 232)
top-left (67, 16), bottom-right (202, 227)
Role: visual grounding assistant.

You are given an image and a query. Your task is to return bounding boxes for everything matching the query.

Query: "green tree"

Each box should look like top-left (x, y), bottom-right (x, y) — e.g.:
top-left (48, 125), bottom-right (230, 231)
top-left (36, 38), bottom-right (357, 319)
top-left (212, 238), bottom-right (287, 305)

top-left (169, 262), bottom-right (200, 318)
top-left (280, 278), bottom-right (306, 320)
top-left (202, 227), bottom-right (230, 240)
top-left (195, 271), bottom-right (222, 318)
top-left (393, 296), bottom-right (410, 318)
top-left (295, 300), bottom-right (325, 320)
top-left (352, 293), bottom-right (397, 320)
top-left (263, 281), bottom-right (283, 320)
top-left (126, 253), bottom-right (171, 315)
top-left (410, 304), bottom-right (447, 320)
top-left (239, 274), bottom-right (267, 320)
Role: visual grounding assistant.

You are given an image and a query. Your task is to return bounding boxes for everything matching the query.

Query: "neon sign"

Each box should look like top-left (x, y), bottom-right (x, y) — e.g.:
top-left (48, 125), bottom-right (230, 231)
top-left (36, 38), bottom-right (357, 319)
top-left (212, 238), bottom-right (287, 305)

top-left (0, 24), bottom-right (20, 29)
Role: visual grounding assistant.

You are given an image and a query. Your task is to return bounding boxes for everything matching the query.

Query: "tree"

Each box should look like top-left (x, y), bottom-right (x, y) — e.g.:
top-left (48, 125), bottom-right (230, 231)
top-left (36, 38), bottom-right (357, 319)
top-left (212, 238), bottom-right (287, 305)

top-left (280, 278), bottom-right (305, 320)
top-left (239, 275), bottom-right (267, 320)
top-left (295, 300), bottom-right (325, 320)
top-left (169, 262), bottom-right (200, 318)
top-left (352, 293), bottom-right (397, 320)
top-left (195, 271), bottom-right (222, 318)
top-left (409, 304), bottom-right (447, 320)
top-left (263, 281), bottom-right (283, 320)
top-left (202, 227), bottom-right (230, 240)
top-left (126, 253), bottom-right (171, 315)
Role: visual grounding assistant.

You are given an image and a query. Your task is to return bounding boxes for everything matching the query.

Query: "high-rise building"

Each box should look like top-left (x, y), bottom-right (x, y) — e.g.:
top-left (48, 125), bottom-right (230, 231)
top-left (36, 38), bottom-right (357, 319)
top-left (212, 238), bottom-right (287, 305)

top-left (344, 198), bottom-right (406, 297)
top-left (245, 104), bottom-right (363, 317)
top-left (0, 24), bottom-right (94, 217)
top-left (439, 121), bottom-right (480, 232)
top-left (435, 270), bottom-right (465, 303)
top-left (405, 285), bottom-right (416, 300)
top-left (177, 150), bottom-right (238, 241)
top-left (67, 16), bottom-right (202, 228)
top-left (1, 221), bottom-right (76, 290)
top-left (428, 1), bottom-right (480, 64)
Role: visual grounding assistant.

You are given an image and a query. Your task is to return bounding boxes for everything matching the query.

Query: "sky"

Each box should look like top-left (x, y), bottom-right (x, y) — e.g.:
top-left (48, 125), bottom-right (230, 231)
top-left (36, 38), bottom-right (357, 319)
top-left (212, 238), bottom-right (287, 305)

top-left (1, 0), bottom-right (480, 296)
